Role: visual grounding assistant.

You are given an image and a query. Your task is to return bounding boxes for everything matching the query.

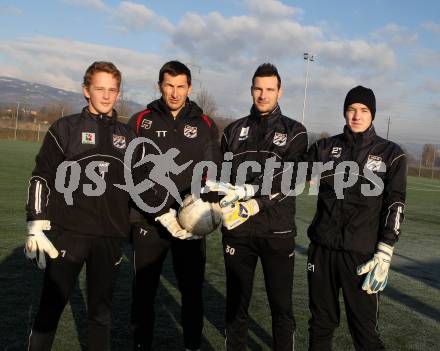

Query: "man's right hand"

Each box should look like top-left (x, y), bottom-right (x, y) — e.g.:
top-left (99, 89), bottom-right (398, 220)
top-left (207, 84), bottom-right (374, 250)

top-left (204, 180), bottom-right (256, 208)
top-left (155, 209), bottom-right (197, 240)
top-left (25, 220), bottom-right (58, 269)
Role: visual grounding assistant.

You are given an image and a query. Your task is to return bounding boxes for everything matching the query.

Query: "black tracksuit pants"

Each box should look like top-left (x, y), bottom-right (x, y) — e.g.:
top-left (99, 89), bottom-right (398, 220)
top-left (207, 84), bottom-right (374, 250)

top-left (28, 232), bottom-right (123, 351)
top-left (131, 223), bottom-right (206, 351)
top-left (307, 243), bottom-right (385, 351)
top-left (222, 235), bottom-right (296, 351)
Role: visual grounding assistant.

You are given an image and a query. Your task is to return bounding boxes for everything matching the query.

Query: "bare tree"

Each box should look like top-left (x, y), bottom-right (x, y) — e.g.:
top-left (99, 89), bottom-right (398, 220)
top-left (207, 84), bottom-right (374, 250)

top-left (319, 131), bottom-right (331, 139)
top-left (38, 101), bottom-right (74, 124)
top-left (115, 83), bottom-right (133, 119)
top-left (307, 132), bottom-right (320, 145)
top-left (422, 144), bottom-right (436, 167)
top-left (194, 88), bottom-right (217, 117)
top-left (151, 83), bottom-right (161, 101)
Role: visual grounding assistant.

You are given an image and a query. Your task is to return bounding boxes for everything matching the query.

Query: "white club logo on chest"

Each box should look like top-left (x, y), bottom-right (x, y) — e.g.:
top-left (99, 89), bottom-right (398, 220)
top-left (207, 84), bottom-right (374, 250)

top-left (239, 127), bottom-right (250, 141)
top-left (184, 125), bottom-right (198, 138)
top-left (112, 134), bottom-right (126, 149)
top-left (366, 155), bottom-right (383, 171)
top-left (273, 132), bottom-right (287, 146)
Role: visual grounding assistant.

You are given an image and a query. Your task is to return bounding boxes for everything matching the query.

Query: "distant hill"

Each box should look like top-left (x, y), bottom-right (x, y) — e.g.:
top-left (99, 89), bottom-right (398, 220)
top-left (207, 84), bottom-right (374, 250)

top-left (0, 76), bottom-right (143, 116)
top-left (0, 77), bottom-right (433, 160)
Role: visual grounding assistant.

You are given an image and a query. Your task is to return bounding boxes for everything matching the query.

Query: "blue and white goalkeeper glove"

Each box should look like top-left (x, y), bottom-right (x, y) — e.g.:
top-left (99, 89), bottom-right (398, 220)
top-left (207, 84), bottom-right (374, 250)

top-left (357, 242), bottom-right (394, 294)
top-left (25, 220), bottom-right (59, 269)
top-left (204, 180), bottom-right (256, 208)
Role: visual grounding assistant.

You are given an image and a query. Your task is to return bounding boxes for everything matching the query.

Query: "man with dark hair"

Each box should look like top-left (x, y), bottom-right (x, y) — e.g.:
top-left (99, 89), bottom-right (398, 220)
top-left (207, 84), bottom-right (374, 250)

top-left (208, 63), bottom-right (308, 350)
top-left (25, 61), bottom-right (138, 350)
top-left (128, 60), bottom-right (220, 351)
top-left (306, 86), bottom-right (406, 350)
top-left (159, 60), bottom-right (192, 86)
top-left (251, 62), bottom-right (282, 89)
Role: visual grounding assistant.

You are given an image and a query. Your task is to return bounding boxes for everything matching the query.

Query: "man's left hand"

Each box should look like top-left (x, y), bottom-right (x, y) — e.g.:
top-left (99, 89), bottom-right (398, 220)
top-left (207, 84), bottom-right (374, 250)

top-left (357, 242), bottom-right (394, 294)
top-left (221, 199), bottom-right (259, 230)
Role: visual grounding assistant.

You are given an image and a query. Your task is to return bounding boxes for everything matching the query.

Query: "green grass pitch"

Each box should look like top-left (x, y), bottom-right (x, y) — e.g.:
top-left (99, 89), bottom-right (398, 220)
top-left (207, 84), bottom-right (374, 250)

top-left (0, 139), bottom-right (439, 350)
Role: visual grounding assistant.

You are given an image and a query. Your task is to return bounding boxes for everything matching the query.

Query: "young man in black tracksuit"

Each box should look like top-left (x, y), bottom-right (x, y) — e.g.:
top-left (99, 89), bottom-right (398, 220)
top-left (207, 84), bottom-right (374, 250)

top-left (209, 63), bottom-right (308, 350)
top-left (128, 61), bottom-right (220, 351)
top-left (25, 62), bottom-right (142, 350)
top-left (306, 86), bottom-right (406, 350)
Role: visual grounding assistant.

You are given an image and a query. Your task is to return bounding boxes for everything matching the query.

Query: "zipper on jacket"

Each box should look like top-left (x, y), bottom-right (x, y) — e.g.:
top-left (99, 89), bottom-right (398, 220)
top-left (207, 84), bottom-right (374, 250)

top-left (97, 116), bottom-right (109, 237)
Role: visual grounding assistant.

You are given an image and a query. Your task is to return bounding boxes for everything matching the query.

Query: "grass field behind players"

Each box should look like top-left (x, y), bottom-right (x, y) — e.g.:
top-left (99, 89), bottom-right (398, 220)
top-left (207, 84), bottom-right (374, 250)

top-left (0, 139), bottom-right (439, 350)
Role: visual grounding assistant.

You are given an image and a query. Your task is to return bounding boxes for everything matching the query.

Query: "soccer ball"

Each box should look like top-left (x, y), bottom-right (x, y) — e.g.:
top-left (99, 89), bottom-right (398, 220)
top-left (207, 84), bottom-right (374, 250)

top-left (178, 195), bottom-right (222, 236)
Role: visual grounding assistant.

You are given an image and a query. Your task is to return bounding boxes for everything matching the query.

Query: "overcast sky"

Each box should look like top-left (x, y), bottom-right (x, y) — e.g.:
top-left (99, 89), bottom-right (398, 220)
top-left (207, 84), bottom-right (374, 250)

top-left (1, 0), bottom-right (439, 144)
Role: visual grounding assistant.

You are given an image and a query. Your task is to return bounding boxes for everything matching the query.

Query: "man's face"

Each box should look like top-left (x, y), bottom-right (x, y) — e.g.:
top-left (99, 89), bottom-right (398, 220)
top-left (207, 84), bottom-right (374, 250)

top-left (83, 72), bottom-right (120, 116)
top-left (159, 73), bottom-right (192, 116)
top-left (345, 103), bottom-right (373, 133)
top-left (251, 76), bottom-right (282, 115)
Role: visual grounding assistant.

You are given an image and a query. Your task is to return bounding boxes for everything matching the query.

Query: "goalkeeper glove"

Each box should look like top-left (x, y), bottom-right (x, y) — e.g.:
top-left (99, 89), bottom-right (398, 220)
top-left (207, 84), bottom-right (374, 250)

top-left (221, 199), bottom-right (259, 230)
top-left (204, 180), bottom-right (256, 208)
top-left (155, 209), bottom-right (200, 240)
top-left (25, 220), bottom-right (59, 269)
top-left (357, 242), bottom-right (394, 294)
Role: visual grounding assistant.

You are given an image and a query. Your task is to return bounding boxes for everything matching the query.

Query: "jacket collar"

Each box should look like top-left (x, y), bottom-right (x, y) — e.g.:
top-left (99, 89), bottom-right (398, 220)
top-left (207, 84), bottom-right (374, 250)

top-left (249, 103), bottom-right (281, 123)
top-left (147, 98), bottom-right (203, 120)
top-left (343, 124), bottom-right (376, 146)
top-left (81, 107), bottom-right (117, 125)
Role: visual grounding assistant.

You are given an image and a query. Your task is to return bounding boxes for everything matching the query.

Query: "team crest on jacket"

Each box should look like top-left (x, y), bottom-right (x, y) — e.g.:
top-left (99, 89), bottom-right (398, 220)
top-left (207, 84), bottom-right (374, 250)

top-left (366, 155), bottom-right (383, 171)
top-left (184, 125), bottom-right (197, 138)
top-left (112, 135), bottom-right (126, 149)
top-left (273, 132), bottom-right (287, 146)
top-left (141, 119), bottom-right (152, 130)
top-left (239, 127), bottom-right (250, 140)
top-left (82, 132), bottom-right (95, 144)
top-left (330, 147), bottom-right (342, 158)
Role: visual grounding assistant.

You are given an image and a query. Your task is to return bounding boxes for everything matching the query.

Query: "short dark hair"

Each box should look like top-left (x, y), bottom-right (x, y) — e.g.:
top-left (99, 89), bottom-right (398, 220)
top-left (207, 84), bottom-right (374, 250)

top-left (158, 61), bottom-right (192, 86)
top-left (83, 61), bottom-right (121, 89)
top-left (252, 63), bottom-right (281, 89)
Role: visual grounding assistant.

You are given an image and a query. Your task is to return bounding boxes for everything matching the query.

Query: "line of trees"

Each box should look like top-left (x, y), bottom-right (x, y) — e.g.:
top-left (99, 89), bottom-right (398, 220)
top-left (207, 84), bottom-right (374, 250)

top-left (2, 88), bottom-right (438, 170)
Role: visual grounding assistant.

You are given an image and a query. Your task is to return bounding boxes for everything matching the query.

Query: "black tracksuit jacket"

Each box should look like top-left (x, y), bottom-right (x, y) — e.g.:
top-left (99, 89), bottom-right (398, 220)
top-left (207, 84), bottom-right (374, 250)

top-left (128, 98), bottom-right (220, 217)
top-left (26, 107), bottom-right (138, 238)
top-left (221, 105), bottom-right (308, 238)
top-left (306, 125), bottom-right (406, 254)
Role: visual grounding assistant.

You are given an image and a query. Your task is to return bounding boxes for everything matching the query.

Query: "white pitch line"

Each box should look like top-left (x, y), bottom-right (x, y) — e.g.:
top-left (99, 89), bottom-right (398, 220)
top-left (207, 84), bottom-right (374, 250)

top-left (410, 182), bottom-right (440, 189)
top-left (407, 187), bottom-right (440, 192)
